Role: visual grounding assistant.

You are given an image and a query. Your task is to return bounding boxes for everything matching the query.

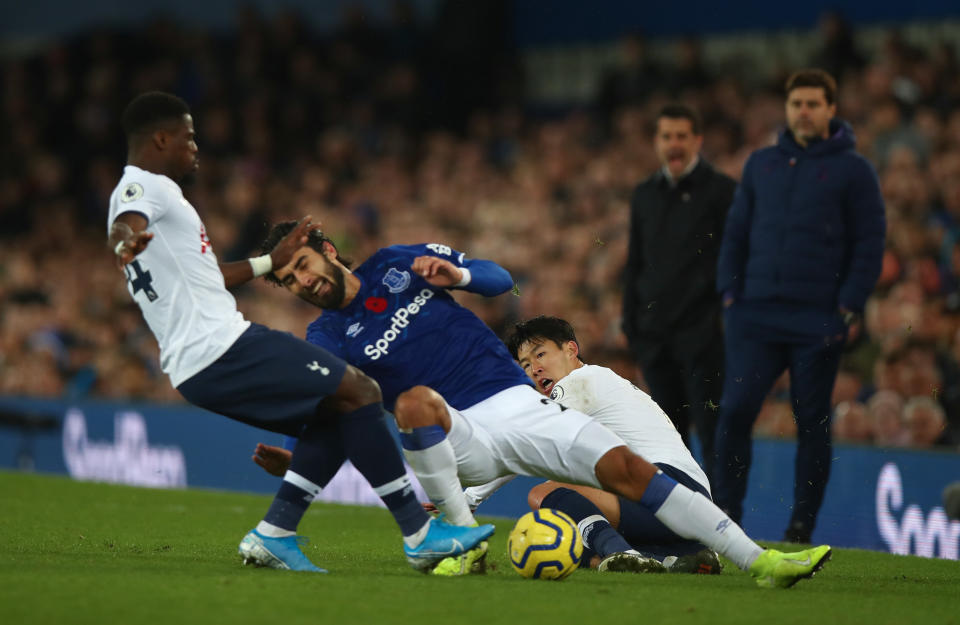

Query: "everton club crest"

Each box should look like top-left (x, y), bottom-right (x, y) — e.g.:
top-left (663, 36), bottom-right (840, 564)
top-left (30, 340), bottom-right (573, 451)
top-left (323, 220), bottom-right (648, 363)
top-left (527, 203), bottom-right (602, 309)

top-left (382, 268), bottom-right (411, 293)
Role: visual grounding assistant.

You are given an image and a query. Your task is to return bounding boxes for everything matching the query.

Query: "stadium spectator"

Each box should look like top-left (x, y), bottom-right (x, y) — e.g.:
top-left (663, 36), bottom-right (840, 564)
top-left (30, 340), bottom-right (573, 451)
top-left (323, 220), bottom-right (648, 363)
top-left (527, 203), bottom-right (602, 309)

top-left (714, 69), bottom-right (886, 544)
top-left (811, 10), bottom-right (866, 81)
top-left (832, 401), bottom-right (873, 443)
top-left (595, 32), bottom-right (664, 128)
top-left (903, 395), bottom-right (948, 447)
top-left (622, 103), bottom-right (735, 481)
top-left (868, 390), bottom-right (908, 447)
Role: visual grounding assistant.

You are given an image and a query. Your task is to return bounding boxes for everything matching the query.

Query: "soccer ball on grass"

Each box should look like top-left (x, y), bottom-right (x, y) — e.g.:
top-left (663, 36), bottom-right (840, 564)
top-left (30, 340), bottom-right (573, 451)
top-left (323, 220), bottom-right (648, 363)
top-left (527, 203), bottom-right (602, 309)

top-left (507, 509), bottom-right (583, 580)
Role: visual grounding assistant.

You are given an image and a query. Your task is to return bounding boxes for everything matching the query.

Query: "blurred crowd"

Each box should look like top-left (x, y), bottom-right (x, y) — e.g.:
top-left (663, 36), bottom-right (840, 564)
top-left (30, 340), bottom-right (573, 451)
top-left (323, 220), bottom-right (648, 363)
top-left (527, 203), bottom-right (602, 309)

top-left (2, 6), bottom-right (959, 450)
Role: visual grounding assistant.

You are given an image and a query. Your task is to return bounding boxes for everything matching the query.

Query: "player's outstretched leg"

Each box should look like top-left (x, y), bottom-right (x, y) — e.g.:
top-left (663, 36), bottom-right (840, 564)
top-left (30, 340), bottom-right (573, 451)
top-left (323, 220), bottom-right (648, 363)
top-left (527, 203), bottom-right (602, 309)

top-left (241, 421), bottom-right (347, 573)
top-left (239, 530), bottom-right (327, 573)
top-left (748, 545), bottom-right (832, 589)
top-left (396, 387), bottom-right (479, 527)
top-left (597, 448), bottom-right (831, 588)
top-left (394, 386), bottom-right (494, 575)
top-left (404, 517), bottom-right (495, 571)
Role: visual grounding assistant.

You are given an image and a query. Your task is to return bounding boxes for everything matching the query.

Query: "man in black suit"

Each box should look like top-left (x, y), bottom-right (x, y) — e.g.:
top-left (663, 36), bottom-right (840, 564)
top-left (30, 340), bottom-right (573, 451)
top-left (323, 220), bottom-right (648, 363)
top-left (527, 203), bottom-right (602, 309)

top-left (622, 104), bottom-right (736, 483)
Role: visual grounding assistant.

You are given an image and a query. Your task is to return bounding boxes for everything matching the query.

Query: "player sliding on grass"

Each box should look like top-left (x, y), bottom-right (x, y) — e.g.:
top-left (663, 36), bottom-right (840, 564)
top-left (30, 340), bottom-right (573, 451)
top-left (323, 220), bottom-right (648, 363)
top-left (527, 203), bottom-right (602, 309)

top-left (491, 315), bottom-right (722, 574)
top-left (106, 91), bottom-right (493, 574)
top-left (252, 221), bottom-right (832, 587)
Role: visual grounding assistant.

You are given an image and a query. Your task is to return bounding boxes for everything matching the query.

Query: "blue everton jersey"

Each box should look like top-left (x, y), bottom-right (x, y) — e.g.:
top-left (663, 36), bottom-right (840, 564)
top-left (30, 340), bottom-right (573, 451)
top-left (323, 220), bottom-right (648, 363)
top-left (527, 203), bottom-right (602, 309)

top-left (306, 244), bottom-right (533, 411)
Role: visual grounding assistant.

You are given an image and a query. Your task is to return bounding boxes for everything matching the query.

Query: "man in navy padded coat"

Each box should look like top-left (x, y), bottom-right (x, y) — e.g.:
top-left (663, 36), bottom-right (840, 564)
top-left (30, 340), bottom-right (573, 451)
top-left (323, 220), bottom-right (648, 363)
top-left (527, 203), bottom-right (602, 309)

top-left (714, 68), bottom-right (886, 543)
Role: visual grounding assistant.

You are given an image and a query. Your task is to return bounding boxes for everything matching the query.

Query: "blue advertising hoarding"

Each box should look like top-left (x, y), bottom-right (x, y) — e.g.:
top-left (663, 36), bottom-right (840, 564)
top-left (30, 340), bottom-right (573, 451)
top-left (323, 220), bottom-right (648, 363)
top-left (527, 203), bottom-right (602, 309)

top-left (1, 396), bottom-right (957, 559)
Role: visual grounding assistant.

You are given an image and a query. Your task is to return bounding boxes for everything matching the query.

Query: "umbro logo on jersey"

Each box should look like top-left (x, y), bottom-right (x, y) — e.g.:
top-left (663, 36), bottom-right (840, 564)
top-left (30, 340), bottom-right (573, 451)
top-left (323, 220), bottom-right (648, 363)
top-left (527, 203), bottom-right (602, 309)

top-left (306, 361), bottom-right (330, 375)
top-left (120, 182), bottom-right (144, 203)
top-left (382, 268), bottom-right (411, 293)
top-left (346, 322), bottom-right (364, 337)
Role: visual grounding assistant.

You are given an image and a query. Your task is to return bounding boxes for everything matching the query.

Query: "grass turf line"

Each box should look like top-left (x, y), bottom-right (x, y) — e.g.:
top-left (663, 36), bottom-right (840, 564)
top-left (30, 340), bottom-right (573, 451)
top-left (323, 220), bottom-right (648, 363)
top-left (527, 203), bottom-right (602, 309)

top-left (0, 471), bottom-right (956, 625)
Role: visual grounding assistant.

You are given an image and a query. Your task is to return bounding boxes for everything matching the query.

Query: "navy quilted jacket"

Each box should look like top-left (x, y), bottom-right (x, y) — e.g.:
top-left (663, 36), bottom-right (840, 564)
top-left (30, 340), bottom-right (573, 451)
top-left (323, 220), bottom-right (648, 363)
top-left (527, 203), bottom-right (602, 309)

top-left (716, 120), bottom-right (885, 313)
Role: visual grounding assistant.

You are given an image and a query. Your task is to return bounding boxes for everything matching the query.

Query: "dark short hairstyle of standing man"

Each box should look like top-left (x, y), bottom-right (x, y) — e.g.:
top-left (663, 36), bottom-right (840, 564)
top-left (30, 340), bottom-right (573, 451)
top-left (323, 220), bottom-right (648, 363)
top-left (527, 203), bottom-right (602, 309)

top-left (656, 103), bottom-right (702, 135)
top-left (784, 68), bottom-right (837, 104)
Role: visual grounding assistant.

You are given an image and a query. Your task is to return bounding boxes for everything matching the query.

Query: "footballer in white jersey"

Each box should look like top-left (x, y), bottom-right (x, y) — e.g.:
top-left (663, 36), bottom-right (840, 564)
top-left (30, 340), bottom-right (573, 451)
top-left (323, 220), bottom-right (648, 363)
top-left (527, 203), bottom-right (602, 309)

top-left (545, 364), bottom-right (710, 494)
top-left (105, 91), bottom-right (495, 574)
top-left (108, 164), bottom-right (249, 386)
top-left (497, 315), bottom-right (722, 573)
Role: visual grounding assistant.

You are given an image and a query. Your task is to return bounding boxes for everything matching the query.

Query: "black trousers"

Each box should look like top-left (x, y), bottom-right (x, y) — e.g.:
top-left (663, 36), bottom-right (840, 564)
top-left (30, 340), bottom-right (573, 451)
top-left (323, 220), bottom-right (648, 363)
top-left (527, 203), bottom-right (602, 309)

top-left (632, 311), bottom-right (724, 483)
top-left (713, 304), bottom-right (845, 536)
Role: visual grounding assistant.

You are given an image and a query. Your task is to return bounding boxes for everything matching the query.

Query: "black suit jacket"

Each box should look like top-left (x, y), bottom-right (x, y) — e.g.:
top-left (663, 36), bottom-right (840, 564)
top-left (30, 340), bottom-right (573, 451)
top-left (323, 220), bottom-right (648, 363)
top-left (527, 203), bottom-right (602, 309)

top-left (622, 159), bottom-right (736, 353)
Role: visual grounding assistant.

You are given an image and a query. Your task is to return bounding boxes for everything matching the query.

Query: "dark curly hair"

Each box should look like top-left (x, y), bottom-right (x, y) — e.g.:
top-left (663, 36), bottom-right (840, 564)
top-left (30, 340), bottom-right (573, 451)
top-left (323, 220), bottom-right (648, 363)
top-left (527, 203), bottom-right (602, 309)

top-left (257, 220), bottom-right (352, 285)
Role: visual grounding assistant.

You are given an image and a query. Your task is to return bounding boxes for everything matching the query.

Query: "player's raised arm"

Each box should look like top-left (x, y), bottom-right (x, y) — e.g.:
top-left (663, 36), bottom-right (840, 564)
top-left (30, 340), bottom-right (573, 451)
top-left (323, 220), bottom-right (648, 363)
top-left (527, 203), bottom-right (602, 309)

top-left (109, 212), bottom-right (153, 266)
top-left (219, 215), bottom-right (323, 288)
top-left (411, 252), bottom-right (513, 297)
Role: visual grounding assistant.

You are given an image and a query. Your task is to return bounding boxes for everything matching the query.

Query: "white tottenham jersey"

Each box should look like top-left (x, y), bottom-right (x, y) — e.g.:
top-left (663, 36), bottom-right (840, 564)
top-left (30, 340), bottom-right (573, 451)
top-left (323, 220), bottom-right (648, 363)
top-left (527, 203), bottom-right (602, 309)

top-left (550, 364), bottom-right (711, 493)
top-left (107, 165), bottom-right (249, 387)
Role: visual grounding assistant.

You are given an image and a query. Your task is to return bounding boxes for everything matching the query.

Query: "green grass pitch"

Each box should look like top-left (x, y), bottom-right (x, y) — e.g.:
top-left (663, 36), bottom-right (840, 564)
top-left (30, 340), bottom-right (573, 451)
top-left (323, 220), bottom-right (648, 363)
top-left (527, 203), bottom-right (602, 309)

top-left (1, 471), bottom-right (957, 625)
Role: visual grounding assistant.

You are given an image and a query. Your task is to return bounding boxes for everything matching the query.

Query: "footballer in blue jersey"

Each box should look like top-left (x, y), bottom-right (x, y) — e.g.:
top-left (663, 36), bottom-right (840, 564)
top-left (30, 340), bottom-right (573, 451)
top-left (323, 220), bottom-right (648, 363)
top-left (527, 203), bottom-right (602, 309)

top-left (253, 221), bottom-right (834, 587)
top-left (303, 243), bottom-right (533, 411)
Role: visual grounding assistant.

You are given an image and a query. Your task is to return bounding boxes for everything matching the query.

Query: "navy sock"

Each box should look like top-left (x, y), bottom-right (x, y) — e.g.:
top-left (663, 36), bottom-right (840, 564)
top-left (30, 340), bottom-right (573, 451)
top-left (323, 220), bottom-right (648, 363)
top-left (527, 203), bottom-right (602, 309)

top-left (263, 422), bottom-right (346, 531)
top-left (638, 470), bottom-right (679, 511)
top-left (541, 488), bottom-right (634, 557)
top-left (263, 481), bottom-right (315, 531)
top-left (339, 403), bottom-right (428, 536)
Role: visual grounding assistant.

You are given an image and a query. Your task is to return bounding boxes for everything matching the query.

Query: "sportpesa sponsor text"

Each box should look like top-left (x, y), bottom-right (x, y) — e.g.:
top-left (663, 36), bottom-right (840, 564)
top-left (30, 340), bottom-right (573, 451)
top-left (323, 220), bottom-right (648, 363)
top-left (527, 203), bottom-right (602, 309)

top-left (363, 288), bottom-right (434, 360)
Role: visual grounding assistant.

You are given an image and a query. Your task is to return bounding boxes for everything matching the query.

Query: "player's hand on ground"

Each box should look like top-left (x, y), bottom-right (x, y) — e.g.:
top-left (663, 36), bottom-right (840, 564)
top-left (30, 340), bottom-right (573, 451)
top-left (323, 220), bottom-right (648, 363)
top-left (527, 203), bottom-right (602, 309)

top-left (412, 256), bottom-right (463, 287)
top-left (115, 231), bottom-right (153, 267)
top-left (252, 443), bottom-right (292, 477)
top-left (269, 216), bottom-right (323, 269)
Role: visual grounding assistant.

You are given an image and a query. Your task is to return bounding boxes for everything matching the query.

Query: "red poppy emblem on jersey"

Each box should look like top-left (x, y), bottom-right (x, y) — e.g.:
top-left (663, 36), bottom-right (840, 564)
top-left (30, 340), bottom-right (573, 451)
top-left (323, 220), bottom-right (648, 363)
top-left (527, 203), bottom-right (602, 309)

top-left (365, 297), bottom-right (388, 313)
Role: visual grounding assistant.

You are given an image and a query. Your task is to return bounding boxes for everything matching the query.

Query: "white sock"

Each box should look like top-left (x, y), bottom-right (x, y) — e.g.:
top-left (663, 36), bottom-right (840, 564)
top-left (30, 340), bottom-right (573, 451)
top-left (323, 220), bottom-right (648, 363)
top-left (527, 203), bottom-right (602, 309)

top-left (404, 438), bottom-right (476, 527)
top-left (256, 521), bottom-right (296, 538)
top-left (402, 519), bottom-right (432, 548)
top-left (653, 486), bottom-right (764, 571)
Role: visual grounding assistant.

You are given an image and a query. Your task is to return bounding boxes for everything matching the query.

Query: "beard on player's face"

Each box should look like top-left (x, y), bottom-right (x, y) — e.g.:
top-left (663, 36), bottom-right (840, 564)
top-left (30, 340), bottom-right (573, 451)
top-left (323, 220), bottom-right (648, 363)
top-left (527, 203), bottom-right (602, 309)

top-left (296, 255), bottom-right (347, 309)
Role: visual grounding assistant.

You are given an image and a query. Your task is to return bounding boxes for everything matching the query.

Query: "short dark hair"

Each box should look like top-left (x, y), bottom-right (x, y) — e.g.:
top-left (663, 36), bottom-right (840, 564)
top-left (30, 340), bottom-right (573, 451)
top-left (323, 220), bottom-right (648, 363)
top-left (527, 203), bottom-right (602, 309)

top-left (505, 315), bottom-right (581, 361)
top-left (656, 103), bottom-right (702, 135)
top-left (121, 91), bottom-right (190, 139)
top-left (784, 68), bottom-right (837, 105)
top-left (257, 220), bottom-right (352, 284)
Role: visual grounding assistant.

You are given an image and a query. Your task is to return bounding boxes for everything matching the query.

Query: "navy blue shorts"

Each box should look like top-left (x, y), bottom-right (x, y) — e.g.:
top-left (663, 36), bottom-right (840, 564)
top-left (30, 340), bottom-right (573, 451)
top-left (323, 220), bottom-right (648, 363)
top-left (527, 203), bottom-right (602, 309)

top-left (616, 463), bottom-right (712, 556)
top-left (177, 323), bottom-right (348, 436)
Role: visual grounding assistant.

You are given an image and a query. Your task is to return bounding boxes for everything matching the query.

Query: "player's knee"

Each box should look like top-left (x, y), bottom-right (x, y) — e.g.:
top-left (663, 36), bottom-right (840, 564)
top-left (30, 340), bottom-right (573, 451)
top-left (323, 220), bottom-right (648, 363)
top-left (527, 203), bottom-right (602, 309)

top-left (394, 385), bottom-right (448, 429)
top-left (527, 481), bottom-right (562, 510)
top-left (332, 365), bottom-right (382, 412)
top-left (595, 446), bottom-right (656, 501)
